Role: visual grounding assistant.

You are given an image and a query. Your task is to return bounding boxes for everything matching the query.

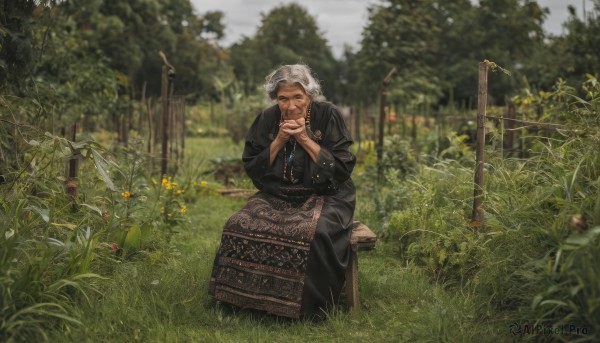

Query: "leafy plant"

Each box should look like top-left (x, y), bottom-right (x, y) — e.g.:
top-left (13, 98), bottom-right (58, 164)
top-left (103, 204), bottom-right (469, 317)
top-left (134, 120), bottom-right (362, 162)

top-left (532, 226), bottom-right (600, 339)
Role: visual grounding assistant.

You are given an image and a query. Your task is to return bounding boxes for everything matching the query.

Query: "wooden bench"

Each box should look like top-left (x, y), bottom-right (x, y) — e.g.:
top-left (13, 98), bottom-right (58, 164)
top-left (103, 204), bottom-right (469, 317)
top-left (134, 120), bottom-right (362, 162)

top-left (346, 221), bottom-right (377, 312)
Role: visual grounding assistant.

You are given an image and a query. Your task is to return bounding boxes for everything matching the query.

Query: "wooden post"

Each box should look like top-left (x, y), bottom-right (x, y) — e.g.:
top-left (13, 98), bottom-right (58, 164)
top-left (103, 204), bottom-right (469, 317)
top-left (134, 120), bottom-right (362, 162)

top-left (371, 112), bottom-right (376, 144)
top-left (377, 67), bottom-right (396, 181)
top-left (169, 95), bottom-right (183, 169)
top-left (139, 81), bottom-right (146, 134)
top-left (346, 244), bottom-right (359, 312)
top-left (169, 87), bottom-right (175, 166)
top-left (387, 106), bottom-right (392, 135)
top-left (179, 98), bottom-right (185, 164)
top-left (114, 112), bottom-right (122, 145)
top-left (355, 104), bottom-right (362, 151)
top-left (400, 104), bottom-right (406, 139)
top-left (159, 51), bottom-right (175, 177)
top-left (504, 101), bottom-right (515, 151)
top-left (155, 99), bottom-right (162, 154)
top-left (519, 111), bottom-right (528, 158)
top-left (411, 108), bottom-right (418, 163)
top-left (65, 123), bottom-right (78, 208)
top-left (160, 65), bottom-right (169, 177)
top-left (471, 61), bottom-right (489, 226)
top-left (411, 111), bottom-right (417, 145)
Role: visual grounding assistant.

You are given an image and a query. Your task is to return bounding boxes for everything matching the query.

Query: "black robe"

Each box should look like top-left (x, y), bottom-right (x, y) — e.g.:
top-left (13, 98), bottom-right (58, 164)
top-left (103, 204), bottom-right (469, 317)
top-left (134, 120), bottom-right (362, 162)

top-left (209, 101), bottom-right (356, 318)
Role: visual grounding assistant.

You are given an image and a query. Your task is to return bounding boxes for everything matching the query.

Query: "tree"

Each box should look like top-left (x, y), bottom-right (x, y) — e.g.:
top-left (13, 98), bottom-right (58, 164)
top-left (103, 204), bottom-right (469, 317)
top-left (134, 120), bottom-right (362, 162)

top-left (230, 4), bottom-right (339, 100)
top-left (169, 9), bottom-right (231, 100)
top-left (52, 0), bottom-right (228, 99)
top-left (353, 0), bottom-right (549, 108)
top-left (354, 0), bottom-right (444, 107)
top-left (466, 0), bottom-right (547, 104)
top-left (535, 2), bottom-right (600, 89)
top-left (0, 0), bottom-right (53, 88)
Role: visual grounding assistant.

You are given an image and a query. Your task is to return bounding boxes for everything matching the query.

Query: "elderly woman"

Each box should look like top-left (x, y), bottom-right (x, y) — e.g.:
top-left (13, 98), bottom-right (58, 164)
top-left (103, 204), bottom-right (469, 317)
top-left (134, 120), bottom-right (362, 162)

top-left (209, 64), bottom-right (356, 319)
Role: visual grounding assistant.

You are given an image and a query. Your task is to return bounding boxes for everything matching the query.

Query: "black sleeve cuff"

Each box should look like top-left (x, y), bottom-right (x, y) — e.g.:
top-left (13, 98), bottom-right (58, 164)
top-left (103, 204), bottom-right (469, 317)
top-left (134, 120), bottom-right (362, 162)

top-left (311, 149), bottom-right (336, 189)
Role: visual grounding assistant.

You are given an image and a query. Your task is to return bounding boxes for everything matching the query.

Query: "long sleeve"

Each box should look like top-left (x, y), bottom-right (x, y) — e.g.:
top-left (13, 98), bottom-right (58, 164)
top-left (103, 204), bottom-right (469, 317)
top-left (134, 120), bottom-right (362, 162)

top-left (308, 105), bottom-right (355, 193)
top-left (242, 109), bottom-right (276, 190)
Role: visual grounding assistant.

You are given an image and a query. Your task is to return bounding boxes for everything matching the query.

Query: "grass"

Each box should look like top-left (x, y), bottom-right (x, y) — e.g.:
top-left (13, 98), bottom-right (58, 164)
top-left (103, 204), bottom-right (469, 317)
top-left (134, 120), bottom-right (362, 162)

top-left (47, 137), bottom-right (507, 342)
top-left (57, 211), bottom-right (500, 342)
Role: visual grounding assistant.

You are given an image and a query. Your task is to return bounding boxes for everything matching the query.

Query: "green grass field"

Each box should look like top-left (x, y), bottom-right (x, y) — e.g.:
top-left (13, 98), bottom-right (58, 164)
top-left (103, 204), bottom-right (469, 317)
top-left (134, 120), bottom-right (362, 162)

top-left (48, 137), bottom-right (511, 343)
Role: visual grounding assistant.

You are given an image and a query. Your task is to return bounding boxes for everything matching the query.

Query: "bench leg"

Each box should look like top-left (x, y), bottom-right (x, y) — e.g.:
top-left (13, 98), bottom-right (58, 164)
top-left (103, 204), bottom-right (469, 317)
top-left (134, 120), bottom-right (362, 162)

top-left (345, 246), bottom-right (359, 312)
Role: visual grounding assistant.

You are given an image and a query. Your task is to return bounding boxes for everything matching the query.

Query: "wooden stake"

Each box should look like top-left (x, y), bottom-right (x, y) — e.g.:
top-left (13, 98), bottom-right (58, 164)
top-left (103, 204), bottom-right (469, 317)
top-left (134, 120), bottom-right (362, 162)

top-left (159, 51), bottom-right (176, 177)
top-left (168, 85), bottom-right (175, 167)
top-left (65, 122), bottom-right (78, 208)
top-left (179, 98), bottom-right (185, 164)
top-left (505, 101), bottom-right (515, 150)
top-left (377, 67), bottom-right (396, 181)
top-left (355, 104), bottom-right (362, 151)
top-left (139, 81), bottom-right (146, 135)
top-left (160, 64), bottom-right (169, 177)
top-left (471, 61), bottom-right (489, 226)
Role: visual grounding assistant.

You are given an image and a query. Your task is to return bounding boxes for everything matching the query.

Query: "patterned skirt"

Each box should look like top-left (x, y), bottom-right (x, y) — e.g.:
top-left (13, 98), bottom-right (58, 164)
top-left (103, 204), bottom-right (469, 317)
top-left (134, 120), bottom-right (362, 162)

top-left (209, 192), bottom-right (325, 318)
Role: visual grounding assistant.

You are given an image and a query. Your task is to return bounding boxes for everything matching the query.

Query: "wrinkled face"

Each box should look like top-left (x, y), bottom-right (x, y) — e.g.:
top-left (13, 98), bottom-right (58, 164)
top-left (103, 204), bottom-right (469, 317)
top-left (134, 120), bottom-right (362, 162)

top-left (276, 83), bottom-right (310, 120)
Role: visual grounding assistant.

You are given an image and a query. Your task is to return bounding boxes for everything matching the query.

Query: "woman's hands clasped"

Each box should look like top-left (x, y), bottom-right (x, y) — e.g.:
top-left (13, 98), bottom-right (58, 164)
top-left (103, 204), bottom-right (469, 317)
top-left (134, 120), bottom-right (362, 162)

top-left (270, 114), bottom-right (320, 165)
top-left (276, 117), bottom-right (308, 143)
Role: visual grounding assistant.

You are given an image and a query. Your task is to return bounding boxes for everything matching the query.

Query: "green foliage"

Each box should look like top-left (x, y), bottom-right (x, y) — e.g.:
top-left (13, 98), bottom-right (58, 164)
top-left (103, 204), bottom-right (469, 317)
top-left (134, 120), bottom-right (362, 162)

top-left (224, 84), bottom-right (265, 144)
top-left (0, 135), bottom-right (108, 342)
top-left (0, 0), bottom-right (43, 86)
top-left (380, 134), bottom-right (418, 177)
top-left (0, 124), bottom-right (174, 341)
top-left (385, 159), bottom-right (477, 282)
top-left (376, 77), bottom-right (600, 340)
top-left (532, 226), bottom-right (600, 336)
top-left (229, 4), bottom-right (339, 100)
top-left (350, 0), bottom-right (549, 108)
top-left (530, 2), bottom-right (600, 90)
top-left (354, 0), bottom-right (444, 105)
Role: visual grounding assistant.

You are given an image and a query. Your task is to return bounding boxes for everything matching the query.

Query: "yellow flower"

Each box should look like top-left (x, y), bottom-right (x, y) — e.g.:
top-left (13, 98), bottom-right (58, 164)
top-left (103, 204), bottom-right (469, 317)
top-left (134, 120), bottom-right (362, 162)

top-left (200, 180), bottom-right (207, 187)
top-left (176, 189), bottom-right (184, 195)
top-left (180, 205), bottom-right (187, 214)
top-left (160, 207), bottom-right (165, 214)
top-left (121, 191), bottom-right (131, 200)
top-left (161, 178), bottom-right (169, 186)
top-left (166, 184), bottom-right (173, 190)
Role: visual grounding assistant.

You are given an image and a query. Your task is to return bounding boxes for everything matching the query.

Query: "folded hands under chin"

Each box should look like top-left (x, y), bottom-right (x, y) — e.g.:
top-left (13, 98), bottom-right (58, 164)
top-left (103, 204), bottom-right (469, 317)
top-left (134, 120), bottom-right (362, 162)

top-left (279, 118), bottom-right (308, 142)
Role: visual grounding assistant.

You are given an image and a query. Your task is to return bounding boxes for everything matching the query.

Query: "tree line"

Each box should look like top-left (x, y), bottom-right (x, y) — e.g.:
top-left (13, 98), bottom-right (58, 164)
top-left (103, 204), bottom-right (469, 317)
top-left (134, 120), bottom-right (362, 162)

top-left (1, 0), bottom-right (599, 128)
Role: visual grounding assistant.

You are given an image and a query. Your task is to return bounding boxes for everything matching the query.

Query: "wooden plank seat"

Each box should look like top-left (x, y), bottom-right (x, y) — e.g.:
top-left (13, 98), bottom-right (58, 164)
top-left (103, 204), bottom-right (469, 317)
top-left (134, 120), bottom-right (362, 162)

top-left (346, 221), bottom-right (377, 312)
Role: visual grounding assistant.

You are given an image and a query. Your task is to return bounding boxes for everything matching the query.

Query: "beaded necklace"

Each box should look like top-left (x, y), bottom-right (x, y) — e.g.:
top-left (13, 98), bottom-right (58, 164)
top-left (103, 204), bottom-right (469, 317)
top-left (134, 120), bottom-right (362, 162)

top-left (281, 103), bottom-right (312, 183)
top-left (282, 139), bottom-right (298, 183)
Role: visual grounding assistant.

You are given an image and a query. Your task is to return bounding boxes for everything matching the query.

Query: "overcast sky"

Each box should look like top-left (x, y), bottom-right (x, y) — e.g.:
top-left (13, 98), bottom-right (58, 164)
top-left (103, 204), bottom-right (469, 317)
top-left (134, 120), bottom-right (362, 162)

top-left (191, 0), bottom-right (590, 57)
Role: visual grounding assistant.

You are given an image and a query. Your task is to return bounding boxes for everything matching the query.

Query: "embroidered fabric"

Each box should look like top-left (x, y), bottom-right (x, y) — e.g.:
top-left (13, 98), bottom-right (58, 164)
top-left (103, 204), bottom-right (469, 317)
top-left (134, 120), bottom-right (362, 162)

top-left (210, 193), bottom-right (325, 318)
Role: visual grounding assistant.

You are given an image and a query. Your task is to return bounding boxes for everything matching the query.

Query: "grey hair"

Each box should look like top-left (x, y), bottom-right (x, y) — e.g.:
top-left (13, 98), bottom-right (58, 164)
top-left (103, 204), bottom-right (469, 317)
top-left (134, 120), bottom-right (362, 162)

top-left (264, 64), bottom-right (322, 100)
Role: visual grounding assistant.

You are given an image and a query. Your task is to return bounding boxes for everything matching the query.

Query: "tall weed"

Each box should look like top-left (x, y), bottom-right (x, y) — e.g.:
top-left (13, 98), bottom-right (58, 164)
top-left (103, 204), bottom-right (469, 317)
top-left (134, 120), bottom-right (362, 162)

top-left (379, 77), bottom-right (600, 340)
top-left (0, 125), bottom-right (157, 341)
